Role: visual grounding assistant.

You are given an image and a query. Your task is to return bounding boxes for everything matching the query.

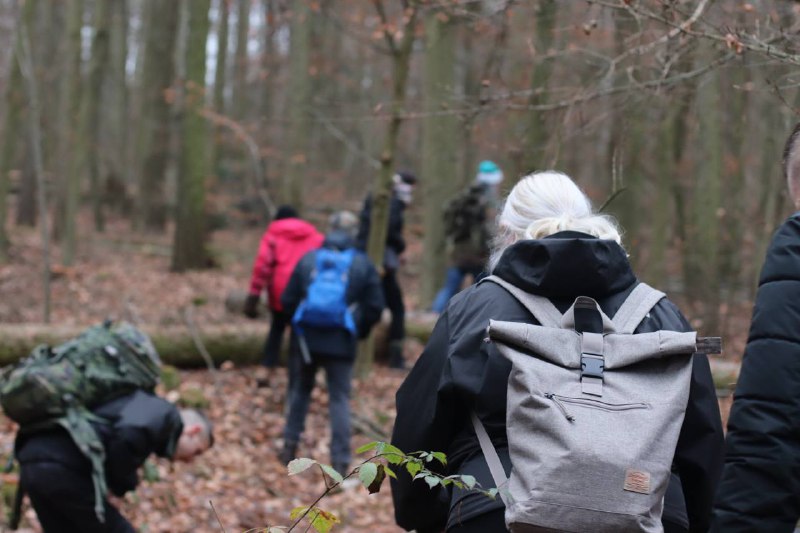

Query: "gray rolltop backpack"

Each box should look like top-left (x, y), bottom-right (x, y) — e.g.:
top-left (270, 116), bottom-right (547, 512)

top-left (473, 276), bottom-right (720, 533)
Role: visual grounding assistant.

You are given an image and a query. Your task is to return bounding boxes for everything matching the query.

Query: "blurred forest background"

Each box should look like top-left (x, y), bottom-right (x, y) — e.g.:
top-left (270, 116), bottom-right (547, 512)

top-left (1, 0), bottom-right (800, 343)
top-left (1, 0), bottom-right (796, 529)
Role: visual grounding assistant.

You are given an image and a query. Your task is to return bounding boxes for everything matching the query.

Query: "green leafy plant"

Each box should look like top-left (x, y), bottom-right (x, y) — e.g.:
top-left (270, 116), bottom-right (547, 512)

top-left (251, 441), bottom-right (496, 532)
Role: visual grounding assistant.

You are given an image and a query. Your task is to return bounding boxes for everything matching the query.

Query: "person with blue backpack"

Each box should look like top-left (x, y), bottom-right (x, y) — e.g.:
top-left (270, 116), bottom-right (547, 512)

top-left (279, 210), bottom-right (385, 475)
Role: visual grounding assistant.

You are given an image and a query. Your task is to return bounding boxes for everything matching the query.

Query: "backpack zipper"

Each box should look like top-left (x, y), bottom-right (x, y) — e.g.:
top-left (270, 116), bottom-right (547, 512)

top-left (544, 393), bottom-right (575, 422)
top-left (545, 392), bottom-right (650, 421)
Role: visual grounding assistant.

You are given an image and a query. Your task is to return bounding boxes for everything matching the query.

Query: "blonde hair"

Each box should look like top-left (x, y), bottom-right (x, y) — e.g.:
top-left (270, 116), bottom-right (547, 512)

top-left (488, 171), bottom-right (622, 271)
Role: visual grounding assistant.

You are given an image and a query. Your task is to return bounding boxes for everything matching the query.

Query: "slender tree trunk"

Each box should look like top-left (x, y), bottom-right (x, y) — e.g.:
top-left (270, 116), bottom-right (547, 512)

top-left (211, 0), bottom-right (230, 174)
top-left (86, 0), bottom-right (112, 232)
top-left (420, 8), bottom-right (458, 308)
top-left (685, 65), bottom-right (722, 335)
top-left (57, 0), bottom-right (85, 266)
top-left (17, 6), bottom-right (52, 323)
top-left (171, 0), bottom-right (212, 272)
top-left (357, 3), bottom-right (419, 377)
top-left (233, 0), bottom-right (250, 120)
top-left (520, 0), bottom-right (557, 176)
top-left (16, 148), bottom-right (37, 227)
top-left (36, 0), bottom-right (64, 174)
top-left (135, 0), bottom-right (180, 232)
top-left (283, 2), bottom-right (312, 210)
top-left (0, 3), bottom-right (30, 260)
top-left (107, 0), bottom-right (130, 216)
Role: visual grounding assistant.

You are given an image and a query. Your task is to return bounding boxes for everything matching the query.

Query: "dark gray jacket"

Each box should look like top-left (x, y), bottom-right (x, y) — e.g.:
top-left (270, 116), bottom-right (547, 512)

top-left (391, 232), bottom-right (724, 533)
top-left (282, 230), bottom-right (385, 358)
top-left (712, 213), bottom-right (800, 532)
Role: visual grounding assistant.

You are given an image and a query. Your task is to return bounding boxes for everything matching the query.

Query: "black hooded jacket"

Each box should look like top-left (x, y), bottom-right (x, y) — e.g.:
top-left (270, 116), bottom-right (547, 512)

top-left (712, 213), bottom-right (800, 532)
top-left (282, 230), bottom-right (385, 358)
top-left (390, 232), bottom-right (724, 532)
top-left (16, 390), bottom-right (183, 497)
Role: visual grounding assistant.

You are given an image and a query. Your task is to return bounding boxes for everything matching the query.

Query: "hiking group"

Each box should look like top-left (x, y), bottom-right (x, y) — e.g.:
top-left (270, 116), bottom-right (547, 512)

top-left (4, 118), bottom-right (800, 533)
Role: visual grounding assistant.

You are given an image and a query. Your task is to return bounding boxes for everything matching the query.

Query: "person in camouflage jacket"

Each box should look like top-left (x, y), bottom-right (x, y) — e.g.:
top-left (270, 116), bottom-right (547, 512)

top-left (431, 161), bottom-right (504, 313)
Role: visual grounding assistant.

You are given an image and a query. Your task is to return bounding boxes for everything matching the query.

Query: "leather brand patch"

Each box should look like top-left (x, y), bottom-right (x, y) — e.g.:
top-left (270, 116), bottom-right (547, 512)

top-left (624, 469), bottom-right (651, 494)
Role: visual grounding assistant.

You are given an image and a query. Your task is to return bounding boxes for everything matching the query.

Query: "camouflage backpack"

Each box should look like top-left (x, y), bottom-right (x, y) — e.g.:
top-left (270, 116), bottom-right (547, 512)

top-left (0, 320), bottom-right (162, 525)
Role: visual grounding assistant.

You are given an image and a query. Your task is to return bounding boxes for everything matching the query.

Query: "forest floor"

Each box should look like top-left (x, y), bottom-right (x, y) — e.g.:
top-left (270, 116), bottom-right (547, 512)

top-left (0, 214), bottom-right (422, 533)
top-left (0, 211), bottom-right (744, 532)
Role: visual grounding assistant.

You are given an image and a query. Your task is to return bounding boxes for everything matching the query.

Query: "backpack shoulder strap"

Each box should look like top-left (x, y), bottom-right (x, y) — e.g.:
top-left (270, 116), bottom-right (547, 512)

top-left (611, 282), bottom-right (666, 334)
top-left (481, 275), bottom-right (563, 327)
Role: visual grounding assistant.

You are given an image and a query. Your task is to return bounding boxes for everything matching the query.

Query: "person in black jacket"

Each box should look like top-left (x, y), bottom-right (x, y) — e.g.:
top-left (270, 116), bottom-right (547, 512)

top-left (280, 210), bottom-right (385, 475)
top-left (711, 123), bottom-right (800, 532)
top-left (356, 171), bottom-right (417, 369)
top-left (15, 390), bottom-right (213, 533)
top-left (390, 171), bottom-right (724, 533)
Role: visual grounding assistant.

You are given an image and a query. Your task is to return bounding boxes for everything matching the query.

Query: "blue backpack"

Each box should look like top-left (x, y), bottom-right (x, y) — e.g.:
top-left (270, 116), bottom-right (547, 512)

top-left (292, 248), bottom-right (357, 337)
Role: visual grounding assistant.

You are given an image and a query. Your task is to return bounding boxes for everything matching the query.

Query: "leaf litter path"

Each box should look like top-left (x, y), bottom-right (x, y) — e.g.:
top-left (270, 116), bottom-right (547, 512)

top-left (4, 364), bottom-right (409, 533)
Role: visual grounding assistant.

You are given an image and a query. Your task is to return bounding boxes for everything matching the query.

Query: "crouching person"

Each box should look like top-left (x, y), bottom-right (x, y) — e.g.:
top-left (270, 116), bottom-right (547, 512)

top-left (279, 211), bottom-right (385, 475)
top-left (15, 390), bottom-right (213, 533)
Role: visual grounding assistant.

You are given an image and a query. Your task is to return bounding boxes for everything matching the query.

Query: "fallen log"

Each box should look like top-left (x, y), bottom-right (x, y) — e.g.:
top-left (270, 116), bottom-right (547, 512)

top-left (0, 316), bottom-right (439, 368)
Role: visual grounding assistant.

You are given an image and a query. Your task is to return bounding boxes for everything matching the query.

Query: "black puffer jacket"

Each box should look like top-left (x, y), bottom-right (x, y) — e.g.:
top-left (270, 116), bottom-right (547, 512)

top-left (711, 213), bottom-right (800, 532)
top-left (282, 230), bottom-right (385, 358)
top-left (16, 390), bottom-right (183, 496)
top-left (390, 232), bottom-right (724, 532)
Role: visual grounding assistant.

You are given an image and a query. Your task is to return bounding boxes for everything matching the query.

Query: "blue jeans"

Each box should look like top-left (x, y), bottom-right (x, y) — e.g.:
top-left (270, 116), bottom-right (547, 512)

top-left (283, 350), bottom-right (354, 467)
top-left (431, 266), bottom-right (485, 313)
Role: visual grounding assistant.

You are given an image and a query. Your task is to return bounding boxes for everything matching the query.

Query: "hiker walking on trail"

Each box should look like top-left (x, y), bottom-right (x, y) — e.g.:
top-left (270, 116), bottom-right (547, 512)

top-left (431, 160), bottom-right (504, 313)
top-left (711, 123), bottom-right (800, 532)
top-left (390, 172), bottom-right (724, 533)
top-left (244, 205), bottom-right (324, 372)
top-left (15, 390), bottom-right (213, 533)
top-left (356, 171), bottom-right (417, 369)
top-left (279, 211), bottom-right (384, 475)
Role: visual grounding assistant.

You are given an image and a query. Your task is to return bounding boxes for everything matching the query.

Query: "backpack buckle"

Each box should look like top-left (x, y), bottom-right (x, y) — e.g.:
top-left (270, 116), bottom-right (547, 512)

top-left (580, 332), bottom-right (604, 396)
top-left (581, 354), bottom-right (604, 379)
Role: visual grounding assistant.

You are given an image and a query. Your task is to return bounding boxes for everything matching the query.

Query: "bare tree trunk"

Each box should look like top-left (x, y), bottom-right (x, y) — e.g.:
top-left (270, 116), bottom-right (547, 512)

top-left (86, 0), bottom-right (112, 232)
top-left (420, 8), bottom-right (458, 308)
top-left (107, 0), bottom-right (130, 216)
top-left (135, 0), bottom-right (180, 232)
top-left (685, 62), bottom-right (722, 335)
top-left (233, 0), bottom-right (250, 120)
top-left (520, 0), bottom-right (557, 176)
top-left (171, 0), bottom-right (212, 272)
top-left (0, 4), bottom-right (28, 260)
top-left (17, 4), bottom-right (52, 323)
top-left (282, 2), bottom-right (312, 210)
top-left (357, 2), bottom-right (419, 377)
top-left (57, 0), bottom-right (85, 266)
top-left (211, 0), bottom-right (230, 174)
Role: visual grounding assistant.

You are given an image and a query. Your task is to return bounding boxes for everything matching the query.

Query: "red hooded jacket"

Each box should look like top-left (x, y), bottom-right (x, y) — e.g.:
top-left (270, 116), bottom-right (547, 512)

top-left (248, 218), bottom-right (324, 312)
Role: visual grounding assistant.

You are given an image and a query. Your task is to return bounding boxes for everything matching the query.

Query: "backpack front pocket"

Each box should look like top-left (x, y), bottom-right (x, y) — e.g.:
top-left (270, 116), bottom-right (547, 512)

top-left (544, 392), bottom-right (650, 421)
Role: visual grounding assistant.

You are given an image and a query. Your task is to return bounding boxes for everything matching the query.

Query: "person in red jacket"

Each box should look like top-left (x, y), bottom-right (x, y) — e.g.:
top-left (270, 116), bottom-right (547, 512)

top-left (244, 205), bottom-right (324, 370)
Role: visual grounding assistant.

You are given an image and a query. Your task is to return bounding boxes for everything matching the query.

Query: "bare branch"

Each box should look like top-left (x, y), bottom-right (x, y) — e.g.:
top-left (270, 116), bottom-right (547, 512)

top-left (373, 0), bottom-right (397, 55)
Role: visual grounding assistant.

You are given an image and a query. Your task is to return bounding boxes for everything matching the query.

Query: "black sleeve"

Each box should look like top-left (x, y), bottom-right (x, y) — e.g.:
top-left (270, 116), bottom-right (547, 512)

top-left (353, 256), bottom-right (385, 338)
top-left (712, 216), bottom-right (800, 532)
top-left (390, 311), bottom-right (456, 532)
top-left (280, 252), bottom-right (313, 316)
top-left (98, 391), bottom-right (183, 496)
top-left (643, 299), bottom-right (725, 533)
top-left (387, 198), bottom-right (406, 254)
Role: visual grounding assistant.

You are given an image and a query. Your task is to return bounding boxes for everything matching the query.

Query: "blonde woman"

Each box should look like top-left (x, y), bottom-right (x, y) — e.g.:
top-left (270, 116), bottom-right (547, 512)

top-left (390, 171), bottom-right (724, 533)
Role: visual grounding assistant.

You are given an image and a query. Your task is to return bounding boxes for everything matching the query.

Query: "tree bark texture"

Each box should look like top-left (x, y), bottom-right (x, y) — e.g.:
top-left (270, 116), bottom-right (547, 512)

top-left (420, 9), bottom-right (458, 308)
top-left (171, 0), bottom-right (212, 272)
top-left (282, 2), bottom-right (312, 210)
top-left (136, 0), bottom-right (180, 232)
